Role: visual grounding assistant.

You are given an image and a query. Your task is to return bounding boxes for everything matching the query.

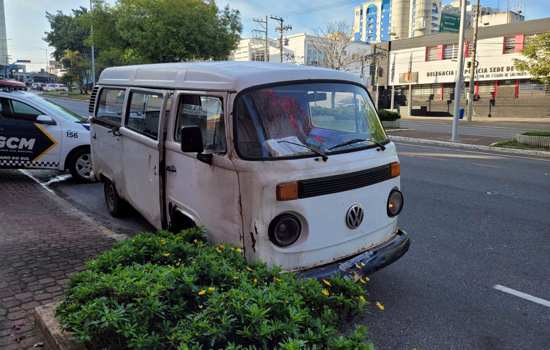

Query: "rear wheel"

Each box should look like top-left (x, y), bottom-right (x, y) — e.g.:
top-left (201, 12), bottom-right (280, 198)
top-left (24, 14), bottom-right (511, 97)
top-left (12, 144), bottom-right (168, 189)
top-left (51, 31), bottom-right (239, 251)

top-left (68, 148), bottom-right (94, 182)
top-left (103, 179), bottom-right (126, 217)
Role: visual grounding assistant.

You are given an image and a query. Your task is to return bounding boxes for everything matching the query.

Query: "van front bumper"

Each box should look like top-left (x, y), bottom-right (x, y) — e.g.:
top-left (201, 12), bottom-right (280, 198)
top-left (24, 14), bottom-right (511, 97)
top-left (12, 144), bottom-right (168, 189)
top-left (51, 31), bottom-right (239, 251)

top-left (297, 229), bottom-right (410, 280)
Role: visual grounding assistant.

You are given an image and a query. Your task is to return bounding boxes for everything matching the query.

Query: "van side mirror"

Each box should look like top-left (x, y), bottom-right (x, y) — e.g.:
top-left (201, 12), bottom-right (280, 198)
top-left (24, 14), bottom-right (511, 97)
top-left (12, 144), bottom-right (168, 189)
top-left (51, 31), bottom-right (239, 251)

top-left (36, 115), bottom-right (56, 125)
top-left (180, 126), bottom-right (213, 165)
top-left (180, 126), bottom-right (204, 153)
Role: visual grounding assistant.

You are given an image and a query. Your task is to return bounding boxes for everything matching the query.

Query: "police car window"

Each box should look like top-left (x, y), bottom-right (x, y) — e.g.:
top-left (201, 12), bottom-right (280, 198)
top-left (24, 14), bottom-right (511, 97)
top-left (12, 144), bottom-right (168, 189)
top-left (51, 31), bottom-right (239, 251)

top-left (0, 98), bottom-right (42, 122)
top-left (126, 91), bottom-right (162, 140)
top-left (174, 95), bottom-right (225, 153)
top-left (96, 88), bottom-right (125, 125)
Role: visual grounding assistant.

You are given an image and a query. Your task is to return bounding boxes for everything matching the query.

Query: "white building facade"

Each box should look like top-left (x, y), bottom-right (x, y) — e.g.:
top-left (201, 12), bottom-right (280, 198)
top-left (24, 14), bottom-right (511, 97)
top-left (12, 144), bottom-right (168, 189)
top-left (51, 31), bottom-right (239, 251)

top-left (353, 0), bottom-right (441, 42)
top-left (230, 34), bottom-right (375, 86)
top-left (387, 18), bottom-right (550, 117)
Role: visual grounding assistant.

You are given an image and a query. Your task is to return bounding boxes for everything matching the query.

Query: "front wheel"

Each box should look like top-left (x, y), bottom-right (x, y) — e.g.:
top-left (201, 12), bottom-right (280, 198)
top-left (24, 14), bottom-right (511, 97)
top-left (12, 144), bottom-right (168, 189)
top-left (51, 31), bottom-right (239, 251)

top-left (68, 148), bottom-right (95, 182)
top-left (103, 179), bottom-right (127, 217)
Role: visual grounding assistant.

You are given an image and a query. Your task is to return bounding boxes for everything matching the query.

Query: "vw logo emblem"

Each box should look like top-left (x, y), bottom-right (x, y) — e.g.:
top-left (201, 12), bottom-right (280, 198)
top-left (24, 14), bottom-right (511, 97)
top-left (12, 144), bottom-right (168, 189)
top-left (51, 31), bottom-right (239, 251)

top-left (346, 204), bottom-right (364, 230)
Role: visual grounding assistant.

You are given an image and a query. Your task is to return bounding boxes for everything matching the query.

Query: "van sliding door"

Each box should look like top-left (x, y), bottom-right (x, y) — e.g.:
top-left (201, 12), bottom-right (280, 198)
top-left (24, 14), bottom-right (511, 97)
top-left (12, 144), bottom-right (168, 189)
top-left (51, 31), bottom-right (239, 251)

top-left (119, 88), bottom-right (169, 229)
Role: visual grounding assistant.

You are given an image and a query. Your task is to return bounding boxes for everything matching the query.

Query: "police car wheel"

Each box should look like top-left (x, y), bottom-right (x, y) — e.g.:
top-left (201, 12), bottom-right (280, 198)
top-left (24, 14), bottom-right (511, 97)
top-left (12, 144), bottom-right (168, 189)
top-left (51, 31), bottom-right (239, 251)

top-left (68, 148), bottom-right (94, 182)
top-left (104, 180), bottom-right (126, 217)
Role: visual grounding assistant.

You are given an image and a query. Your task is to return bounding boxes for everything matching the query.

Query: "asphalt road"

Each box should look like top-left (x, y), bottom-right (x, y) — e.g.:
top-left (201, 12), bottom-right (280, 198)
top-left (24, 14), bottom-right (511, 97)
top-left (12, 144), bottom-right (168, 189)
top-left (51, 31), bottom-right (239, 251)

top-left (400, 118), bottom-right (550, 139)
top-left (30, 97), bottom-right (550, 349)
top-left (366, 143), bottom-right (550, 350)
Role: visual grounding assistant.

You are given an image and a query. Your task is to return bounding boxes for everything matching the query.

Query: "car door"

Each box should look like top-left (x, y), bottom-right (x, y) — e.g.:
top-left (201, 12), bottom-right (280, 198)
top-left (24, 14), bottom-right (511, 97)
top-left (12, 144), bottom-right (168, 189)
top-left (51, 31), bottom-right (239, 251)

top-left (0, 97), bottom-right (62, 169)
top-left (90, 87), bottom-right (126, 185)
top-left (120, 88), bottom-right (168, 229)
top-left (164, 91), bottom-right (241, 246)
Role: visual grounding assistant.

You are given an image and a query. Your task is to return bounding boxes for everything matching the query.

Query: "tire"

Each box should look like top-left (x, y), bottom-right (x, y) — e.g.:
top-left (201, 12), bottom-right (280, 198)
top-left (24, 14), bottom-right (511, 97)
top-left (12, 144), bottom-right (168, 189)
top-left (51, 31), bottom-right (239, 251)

top-left (68, 148), bottom-right (95, 182)
top-left (103, 179), bottom-right (127, 217)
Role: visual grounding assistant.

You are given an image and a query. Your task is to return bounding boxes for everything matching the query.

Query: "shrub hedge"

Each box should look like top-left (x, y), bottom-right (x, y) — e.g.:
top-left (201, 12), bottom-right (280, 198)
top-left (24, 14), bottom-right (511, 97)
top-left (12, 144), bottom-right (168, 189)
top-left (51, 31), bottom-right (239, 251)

top-left (56, 229), bottom-right (374, 349)
top-left (377, 110), bottom-right (400, 121)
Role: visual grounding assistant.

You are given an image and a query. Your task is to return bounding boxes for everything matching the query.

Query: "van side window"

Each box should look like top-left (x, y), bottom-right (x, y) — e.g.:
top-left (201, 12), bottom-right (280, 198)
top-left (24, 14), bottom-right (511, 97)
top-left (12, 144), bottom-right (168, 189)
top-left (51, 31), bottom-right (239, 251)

top-left (96, 88), bottom-right (125, 125)
top-left (126, 91), bottom-right (163, 140)
top-left (174, 95), bottom-right (225, 153)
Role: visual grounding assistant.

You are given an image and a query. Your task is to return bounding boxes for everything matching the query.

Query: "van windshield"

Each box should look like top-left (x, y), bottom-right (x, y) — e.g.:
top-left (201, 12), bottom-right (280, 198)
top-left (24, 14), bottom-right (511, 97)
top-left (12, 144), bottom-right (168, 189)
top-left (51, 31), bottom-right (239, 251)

top-left (235, 82), bottom-right (388, 160)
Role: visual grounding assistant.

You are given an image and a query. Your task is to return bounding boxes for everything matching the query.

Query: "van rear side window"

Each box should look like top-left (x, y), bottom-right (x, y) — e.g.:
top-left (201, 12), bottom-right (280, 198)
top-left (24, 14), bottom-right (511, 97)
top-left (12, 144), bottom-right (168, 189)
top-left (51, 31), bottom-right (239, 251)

top-left (96, 88), bottom-right (125, 125)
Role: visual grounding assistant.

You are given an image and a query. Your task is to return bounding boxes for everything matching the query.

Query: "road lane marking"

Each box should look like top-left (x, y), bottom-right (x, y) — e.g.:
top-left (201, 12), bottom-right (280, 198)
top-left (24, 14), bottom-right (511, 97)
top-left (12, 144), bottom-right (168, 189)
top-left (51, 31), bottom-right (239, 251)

top-left (399, 151), bottom-right (502, 160)
top-left (493, 284), bottom-right (550, 308)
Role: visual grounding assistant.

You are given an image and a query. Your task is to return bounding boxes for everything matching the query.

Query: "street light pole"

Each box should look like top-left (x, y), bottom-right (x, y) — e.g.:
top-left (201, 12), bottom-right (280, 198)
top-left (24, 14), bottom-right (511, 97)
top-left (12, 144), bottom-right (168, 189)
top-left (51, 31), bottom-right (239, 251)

top-left (90, 0), bottom-right (96, 84)
top-left (451, 0), bottom-right (467, 142)
top-left (466, 0), bottom-right (480, 122)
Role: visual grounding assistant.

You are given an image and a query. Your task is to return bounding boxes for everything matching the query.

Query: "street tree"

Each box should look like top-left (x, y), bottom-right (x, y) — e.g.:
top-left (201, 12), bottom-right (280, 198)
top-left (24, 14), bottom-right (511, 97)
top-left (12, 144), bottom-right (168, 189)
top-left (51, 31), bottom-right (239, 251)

top-left (81, 0), bottom-right (241, 66)
top-left (60, 50), bottom-right (89, 92)
top-left (514, 32), bottom-right (550, 84)
top-left (311, 22), bottom-right (357, 70)
top-left (44, 8), bottom-right (90, 61)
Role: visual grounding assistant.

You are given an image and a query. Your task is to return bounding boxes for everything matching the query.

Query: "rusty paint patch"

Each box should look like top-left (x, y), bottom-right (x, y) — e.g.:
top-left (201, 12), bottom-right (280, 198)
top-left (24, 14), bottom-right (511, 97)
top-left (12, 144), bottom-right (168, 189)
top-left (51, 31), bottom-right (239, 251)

top-left (249, 231), bottom-right (257, 252)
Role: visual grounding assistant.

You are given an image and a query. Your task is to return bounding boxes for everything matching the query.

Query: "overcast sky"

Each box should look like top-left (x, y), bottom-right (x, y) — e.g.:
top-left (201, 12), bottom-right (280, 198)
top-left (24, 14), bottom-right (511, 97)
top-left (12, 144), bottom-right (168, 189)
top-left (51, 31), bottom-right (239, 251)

top-left (5, 0), bottom-right (550, 72)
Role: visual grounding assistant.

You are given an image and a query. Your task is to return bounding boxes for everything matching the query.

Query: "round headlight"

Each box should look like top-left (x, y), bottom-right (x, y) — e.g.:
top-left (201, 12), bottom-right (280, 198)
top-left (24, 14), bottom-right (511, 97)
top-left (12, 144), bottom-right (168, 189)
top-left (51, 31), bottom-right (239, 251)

top-left (387, 189), bottom-right (404, 217)
top-left (269, 214), bottom-right (302, 247)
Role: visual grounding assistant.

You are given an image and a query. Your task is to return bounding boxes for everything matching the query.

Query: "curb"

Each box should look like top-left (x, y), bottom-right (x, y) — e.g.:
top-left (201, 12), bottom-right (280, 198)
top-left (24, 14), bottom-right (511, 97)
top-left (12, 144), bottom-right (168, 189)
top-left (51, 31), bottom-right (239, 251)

top-left (41, 94), bottom-right (90, 103)
top-left (389, 135), bottom-right (550, 159)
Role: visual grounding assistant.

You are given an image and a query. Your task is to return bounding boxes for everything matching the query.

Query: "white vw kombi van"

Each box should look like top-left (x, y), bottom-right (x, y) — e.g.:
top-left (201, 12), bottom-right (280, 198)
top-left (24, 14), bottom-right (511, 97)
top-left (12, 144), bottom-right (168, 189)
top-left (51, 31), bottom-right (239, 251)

top-left (90, 62), bottom-right (409, 278)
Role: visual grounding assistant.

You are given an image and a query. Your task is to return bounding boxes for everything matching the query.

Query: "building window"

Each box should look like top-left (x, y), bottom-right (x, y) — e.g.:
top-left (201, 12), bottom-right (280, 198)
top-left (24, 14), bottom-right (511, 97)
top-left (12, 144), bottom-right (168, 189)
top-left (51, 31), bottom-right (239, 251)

top-left (443, 44), bottom-right (458, 60)
top-left (503, 36), bottom-right (516, 54)
top-left (253, 51), bottom-right (266, 62)
top-left (426, 46), bottom-right (440, 61)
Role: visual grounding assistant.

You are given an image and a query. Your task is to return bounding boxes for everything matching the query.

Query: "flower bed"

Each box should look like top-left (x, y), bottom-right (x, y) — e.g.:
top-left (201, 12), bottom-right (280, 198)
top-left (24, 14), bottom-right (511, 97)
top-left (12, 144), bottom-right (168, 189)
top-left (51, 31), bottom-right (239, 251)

top-left (56, 228), bottom-right (374, 349)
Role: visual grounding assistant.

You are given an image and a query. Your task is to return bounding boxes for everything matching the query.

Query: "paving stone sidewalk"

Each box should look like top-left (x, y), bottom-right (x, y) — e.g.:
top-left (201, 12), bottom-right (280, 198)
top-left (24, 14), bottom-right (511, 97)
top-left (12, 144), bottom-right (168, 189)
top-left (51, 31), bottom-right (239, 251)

top-left (0, 170), bottom-right (115, 350)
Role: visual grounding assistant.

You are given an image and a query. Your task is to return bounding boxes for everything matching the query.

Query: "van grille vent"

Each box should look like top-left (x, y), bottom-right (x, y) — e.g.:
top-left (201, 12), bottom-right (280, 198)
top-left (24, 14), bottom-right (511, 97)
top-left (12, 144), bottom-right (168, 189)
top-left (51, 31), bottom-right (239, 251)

top-left (298, 164), bottom-right (392, 199)
top-left (88, 86), bottom-right (99, 114)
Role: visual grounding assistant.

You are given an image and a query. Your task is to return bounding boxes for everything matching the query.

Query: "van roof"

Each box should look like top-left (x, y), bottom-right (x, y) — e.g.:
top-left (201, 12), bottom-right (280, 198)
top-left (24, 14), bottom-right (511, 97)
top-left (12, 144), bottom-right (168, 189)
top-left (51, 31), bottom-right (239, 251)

top-left (97, 61), bottom-right (363, 92)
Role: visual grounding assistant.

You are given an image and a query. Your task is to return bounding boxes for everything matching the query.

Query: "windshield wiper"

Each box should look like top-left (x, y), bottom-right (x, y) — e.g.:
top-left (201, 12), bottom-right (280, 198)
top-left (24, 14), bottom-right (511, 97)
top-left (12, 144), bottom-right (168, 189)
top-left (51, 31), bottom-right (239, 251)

top-left (328, 138), bottom-right (386, 151)
top-left (277, 140), bottom-right (328, 161)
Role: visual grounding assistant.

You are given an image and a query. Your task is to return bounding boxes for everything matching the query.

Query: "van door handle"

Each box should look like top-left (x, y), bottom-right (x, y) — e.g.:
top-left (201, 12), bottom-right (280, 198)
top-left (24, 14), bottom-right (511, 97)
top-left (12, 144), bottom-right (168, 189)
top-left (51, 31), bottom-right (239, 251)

top-left (166, 165), bottom-right (177, 173)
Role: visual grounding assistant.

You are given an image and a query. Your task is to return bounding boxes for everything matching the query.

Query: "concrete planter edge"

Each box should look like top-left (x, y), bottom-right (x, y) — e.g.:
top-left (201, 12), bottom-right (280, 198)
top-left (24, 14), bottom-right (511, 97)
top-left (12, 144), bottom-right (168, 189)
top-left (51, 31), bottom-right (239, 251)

top-left (382, 120), bottom-right (401, 128)
top-left (34, 302), bottom-right (86, 350)
top-left (515, 134), bottom-right (550, 148)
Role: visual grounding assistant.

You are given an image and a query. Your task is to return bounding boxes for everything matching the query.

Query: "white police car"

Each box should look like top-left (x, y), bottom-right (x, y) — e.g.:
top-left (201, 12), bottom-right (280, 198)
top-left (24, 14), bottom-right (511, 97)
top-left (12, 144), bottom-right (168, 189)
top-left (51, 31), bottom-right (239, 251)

top-left (0, 90), bottom-right (93, 181)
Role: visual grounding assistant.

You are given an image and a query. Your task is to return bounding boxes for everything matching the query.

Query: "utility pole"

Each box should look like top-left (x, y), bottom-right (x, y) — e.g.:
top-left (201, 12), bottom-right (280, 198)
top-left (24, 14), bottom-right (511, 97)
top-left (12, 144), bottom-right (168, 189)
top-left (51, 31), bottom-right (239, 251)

top-left (407, 51), bottom-right (412, 116)
top-left (372, 44), bottom-right (378, 110)
top-left (252, 17), bottom-right (269, 62)
top-left (89, 0), bottom-right (96, 84)
top-left (451, 0), bottom-right (467, 142)
top-left (390, 53), bottom-right (396, 110)
top-left (466, 0), bottom-right (480, 122)
top-left (270, 16), bottom-right (292, 63)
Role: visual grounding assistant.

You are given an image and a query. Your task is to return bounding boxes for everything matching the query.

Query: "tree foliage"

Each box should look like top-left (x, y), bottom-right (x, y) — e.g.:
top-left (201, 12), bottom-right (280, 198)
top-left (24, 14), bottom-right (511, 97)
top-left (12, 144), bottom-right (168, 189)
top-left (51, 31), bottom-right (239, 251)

top-left (514, 32), bottom-right (550, 84)
top-left (44, 8), bottom-right (90, 61)
top-left (60, 50), bottom-right (89, 92)
top-left (45, 0), bottom-right (242, 75)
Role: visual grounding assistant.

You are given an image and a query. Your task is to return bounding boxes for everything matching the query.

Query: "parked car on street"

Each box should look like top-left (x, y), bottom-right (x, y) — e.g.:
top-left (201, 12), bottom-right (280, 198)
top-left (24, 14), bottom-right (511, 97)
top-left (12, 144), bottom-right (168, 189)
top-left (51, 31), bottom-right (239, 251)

top-left (90, 62), bottom-right (409, 278)
top-left (43, 83), bottom-right (68, 92)
top-left (0, 91), bottom-right (93, 181)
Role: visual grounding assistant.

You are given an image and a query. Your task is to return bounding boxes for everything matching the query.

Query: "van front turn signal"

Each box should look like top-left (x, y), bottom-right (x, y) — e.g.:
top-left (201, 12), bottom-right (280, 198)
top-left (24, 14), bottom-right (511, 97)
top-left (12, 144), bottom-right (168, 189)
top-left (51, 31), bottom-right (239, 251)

top-left (276, 181), bottom-right (299, 201)
top-left (390, 162), bottom-right (400, 178)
